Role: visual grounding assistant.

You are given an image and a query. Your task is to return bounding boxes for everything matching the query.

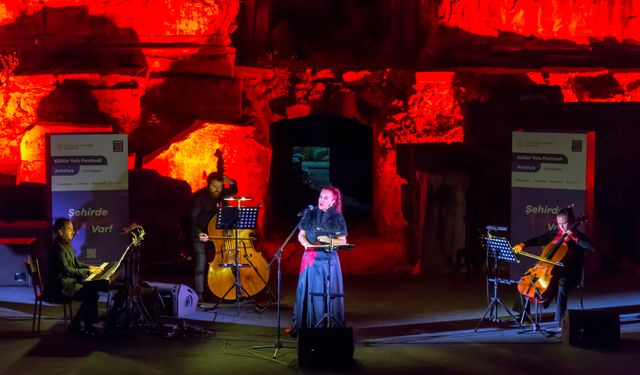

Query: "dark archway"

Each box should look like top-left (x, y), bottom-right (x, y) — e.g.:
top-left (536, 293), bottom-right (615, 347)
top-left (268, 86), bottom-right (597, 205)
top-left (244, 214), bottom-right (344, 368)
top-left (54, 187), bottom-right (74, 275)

top-left (267, 115), bottom-right (372, 234)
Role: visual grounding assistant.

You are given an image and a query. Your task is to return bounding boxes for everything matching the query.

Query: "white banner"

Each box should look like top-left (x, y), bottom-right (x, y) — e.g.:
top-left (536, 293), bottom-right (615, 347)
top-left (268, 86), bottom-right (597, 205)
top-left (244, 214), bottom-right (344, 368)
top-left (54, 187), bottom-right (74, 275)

top-left (511, 132), bottom-right (588, 190)
top-left (510, 131), bottom-right (594, 279)
top-left (50, 134), bottom-right (128, 192)
top-left (48, 133), bottom-right (129, 263)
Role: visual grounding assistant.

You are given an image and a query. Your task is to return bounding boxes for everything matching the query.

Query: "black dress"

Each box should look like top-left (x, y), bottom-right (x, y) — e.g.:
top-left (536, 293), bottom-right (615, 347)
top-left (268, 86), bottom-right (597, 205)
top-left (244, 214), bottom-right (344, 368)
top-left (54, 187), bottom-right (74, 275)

top-left (292, 206), bottom-right (348, 330)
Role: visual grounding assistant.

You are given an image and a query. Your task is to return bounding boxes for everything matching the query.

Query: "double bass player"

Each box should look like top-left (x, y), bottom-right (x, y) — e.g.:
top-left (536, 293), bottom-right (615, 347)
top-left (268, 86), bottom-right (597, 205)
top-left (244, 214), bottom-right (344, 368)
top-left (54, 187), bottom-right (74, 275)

top-left (190, 150), bottom-right (238, 303)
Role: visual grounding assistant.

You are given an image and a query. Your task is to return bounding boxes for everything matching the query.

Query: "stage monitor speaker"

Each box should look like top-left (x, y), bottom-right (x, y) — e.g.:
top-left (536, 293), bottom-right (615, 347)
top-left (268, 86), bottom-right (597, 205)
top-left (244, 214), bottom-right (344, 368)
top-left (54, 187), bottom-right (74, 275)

top-left (298, 327), bottom-right (354, 368)
top-left (562, 309), bottom-right (620, 348)
top-left (144, 282), bottom-right (198, 318)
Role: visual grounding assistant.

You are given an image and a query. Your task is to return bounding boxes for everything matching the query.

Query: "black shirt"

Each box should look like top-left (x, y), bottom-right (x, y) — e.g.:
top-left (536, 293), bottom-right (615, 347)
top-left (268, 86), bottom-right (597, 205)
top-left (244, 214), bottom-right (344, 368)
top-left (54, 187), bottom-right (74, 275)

top-left (523, 229), bottom-right (596, 283)
top-left (47, 238), bottom-right (90, 301)
top-left (298, 206), bottom-right (348, 244)
top-left (190, 182), bottom-right (238, 239)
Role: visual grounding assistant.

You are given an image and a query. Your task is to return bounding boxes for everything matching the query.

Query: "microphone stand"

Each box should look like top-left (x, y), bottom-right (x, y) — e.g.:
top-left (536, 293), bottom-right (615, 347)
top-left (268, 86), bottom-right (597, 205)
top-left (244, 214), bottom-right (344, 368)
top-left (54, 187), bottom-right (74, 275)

top-left (253, 213), bottom-right (305, 358)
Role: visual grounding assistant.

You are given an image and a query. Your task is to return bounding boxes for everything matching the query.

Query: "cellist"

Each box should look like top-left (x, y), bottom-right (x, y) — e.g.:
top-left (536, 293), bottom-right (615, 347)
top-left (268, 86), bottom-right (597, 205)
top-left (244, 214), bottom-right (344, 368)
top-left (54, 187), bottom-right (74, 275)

top-left (190, 168), bottom-right (238, 303)
top-left (513, 206), bottom-right (596, 332)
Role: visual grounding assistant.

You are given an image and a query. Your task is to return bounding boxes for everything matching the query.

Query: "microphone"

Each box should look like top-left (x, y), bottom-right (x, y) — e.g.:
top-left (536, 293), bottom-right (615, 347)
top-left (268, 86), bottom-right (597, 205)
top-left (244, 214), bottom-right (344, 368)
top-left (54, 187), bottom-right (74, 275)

top-left (297, 205), bottom-right (314, 217)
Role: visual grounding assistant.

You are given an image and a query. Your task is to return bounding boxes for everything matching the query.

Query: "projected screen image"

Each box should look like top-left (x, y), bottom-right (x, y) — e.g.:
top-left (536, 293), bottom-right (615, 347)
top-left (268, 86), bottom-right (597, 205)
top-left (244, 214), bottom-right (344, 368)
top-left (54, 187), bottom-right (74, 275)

top-left (292, 147), bottom-right (330, 190)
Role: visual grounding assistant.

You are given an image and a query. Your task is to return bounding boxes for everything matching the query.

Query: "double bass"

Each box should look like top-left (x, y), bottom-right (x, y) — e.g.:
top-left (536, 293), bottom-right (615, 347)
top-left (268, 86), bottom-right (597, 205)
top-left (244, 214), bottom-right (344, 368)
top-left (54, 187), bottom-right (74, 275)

top-left (517, 214), bottom-right (587, 303)
top-left (205, 149), bottom-right (270, 300)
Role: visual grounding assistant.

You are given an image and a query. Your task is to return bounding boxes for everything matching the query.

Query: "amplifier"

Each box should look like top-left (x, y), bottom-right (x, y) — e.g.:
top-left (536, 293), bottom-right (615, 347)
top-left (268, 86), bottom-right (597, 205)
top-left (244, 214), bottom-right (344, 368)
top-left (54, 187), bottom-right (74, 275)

top-left (298, 327), bottom-right (354, 368)
top-left (144, 282), bottom-right (199, 318)
top-left (562, 309), bottom-right (620, 348)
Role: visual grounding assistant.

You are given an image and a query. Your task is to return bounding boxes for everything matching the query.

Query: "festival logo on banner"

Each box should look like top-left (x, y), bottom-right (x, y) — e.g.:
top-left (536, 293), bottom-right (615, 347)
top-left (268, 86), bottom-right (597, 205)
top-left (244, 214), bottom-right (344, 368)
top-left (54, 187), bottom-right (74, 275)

top-left (510, 132), bottom-right (593, 279)
top-left (49, 134), bottom-right (129, 263)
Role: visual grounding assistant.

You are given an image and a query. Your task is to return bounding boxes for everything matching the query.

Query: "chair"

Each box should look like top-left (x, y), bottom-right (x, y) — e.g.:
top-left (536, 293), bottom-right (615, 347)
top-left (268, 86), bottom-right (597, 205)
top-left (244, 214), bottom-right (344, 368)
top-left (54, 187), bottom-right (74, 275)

top-left (455, 246), bottom-right (482, 274)
top-left (24, 256), bottom-right (73, 332)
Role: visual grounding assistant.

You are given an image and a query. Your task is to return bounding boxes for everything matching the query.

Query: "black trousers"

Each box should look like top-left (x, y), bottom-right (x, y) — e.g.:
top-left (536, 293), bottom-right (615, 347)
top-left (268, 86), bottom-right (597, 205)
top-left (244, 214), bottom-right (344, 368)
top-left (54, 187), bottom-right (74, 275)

top-left (555, 277), bottom-right (578, 323)
top-left (71, 285), bottom-right (99, 326)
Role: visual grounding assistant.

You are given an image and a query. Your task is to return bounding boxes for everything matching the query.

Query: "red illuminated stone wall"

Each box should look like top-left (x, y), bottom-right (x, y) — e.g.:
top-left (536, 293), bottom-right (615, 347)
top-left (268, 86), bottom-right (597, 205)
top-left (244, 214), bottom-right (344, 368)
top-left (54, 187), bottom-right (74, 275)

top-left (3, 0), bottom-right (640, 270)
top-left (0, 0), bottom-right (239, 183)
top-left (0, 1), bottom-right (237, 40)
top-left (527, 71), bottom-right (640, 102)
top-left (142, 122), bottom-right (272, 230)
top-left (232, 66), bottom-right (467, 237)
top-left (0, 71), bottom-right (148, 183)
top-left (0, 52), bottom-right (33, 176)
top-left (378, 72), bottom-right (465, 235)
top-left (18, 123), bottom-right (113, 184)
top-left (440, 0), bottom-right (640, 42)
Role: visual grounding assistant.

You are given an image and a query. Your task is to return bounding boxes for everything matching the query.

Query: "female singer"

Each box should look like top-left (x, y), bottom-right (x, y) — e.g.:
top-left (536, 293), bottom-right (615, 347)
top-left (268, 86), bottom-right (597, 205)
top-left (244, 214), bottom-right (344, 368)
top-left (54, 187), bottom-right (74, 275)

top-left (289, 186), bottom-right (348, 336)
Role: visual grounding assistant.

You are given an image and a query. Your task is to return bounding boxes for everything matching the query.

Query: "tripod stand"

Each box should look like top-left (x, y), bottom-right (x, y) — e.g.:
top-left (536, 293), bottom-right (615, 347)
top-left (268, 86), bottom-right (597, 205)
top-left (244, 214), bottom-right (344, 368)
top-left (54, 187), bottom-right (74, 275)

top-left (105, 226), bottom-right (155, 335)
top-left (517, 271), bottom-right (560, 336)
top-left (252, 215), bottom-right (303, 359)
top-left (306, 241), bottom-right (355, 328)
top-left (518, 290), bottom-right (549, 335)
top-left (474, 230), bottom-right (523, 332)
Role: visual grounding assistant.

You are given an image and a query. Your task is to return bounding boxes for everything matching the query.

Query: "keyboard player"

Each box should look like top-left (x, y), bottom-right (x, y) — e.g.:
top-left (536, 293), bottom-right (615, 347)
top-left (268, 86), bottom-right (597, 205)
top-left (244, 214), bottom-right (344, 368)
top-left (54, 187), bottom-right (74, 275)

top-left (47, 218), bottom-right (102, 336)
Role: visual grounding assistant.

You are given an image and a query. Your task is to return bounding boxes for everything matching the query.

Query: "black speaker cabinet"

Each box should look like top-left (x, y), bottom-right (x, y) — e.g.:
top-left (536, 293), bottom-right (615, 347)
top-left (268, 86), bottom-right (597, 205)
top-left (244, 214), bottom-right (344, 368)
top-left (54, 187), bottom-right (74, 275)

top-left (562, 309), bottom-right (620, 347)
top-left (298, 327), bottom-right (354, 368)
top-left (143, 282), bottom-right (198, 318)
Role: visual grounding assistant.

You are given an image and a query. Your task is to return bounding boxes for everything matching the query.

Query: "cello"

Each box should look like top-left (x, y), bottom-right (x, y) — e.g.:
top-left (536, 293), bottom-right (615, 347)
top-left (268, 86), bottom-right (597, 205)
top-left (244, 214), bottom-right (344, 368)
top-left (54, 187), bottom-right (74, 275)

top-left (205, 149), bottom-right (270, 300)
top-left (517, 214), bottom-right (587, 303)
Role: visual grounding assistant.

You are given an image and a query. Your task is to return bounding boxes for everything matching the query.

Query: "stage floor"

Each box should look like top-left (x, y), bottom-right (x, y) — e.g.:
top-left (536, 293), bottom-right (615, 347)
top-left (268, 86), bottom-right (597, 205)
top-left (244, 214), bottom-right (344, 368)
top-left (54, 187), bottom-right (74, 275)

top-left (1, 271), bottom-right (639, 374)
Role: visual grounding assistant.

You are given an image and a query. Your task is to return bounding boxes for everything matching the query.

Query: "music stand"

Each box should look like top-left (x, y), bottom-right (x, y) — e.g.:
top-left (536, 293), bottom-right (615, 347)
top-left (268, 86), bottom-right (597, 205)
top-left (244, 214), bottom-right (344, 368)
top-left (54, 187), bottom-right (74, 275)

top-left (307, 241), bottom-right (354, 328)
top-left (474, 233), bottom-right (523, 332)
top-left (211, 206), bottom-right (266, 315)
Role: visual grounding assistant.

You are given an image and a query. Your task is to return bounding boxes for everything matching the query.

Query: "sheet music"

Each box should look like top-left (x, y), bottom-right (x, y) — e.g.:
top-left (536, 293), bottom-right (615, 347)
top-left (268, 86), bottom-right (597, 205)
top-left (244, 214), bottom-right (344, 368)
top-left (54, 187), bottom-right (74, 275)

top-left (484, 236), bottom-right (519, 263)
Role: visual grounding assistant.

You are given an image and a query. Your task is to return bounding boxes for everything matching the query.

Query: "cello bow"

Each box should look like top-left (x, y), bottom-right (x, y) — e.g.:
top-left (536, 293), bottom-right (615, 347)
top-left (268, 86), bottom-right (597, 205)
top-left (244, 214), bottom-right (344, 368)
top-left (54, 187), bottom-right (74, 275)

top-left (516, 250), bottom-right (564, 267)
